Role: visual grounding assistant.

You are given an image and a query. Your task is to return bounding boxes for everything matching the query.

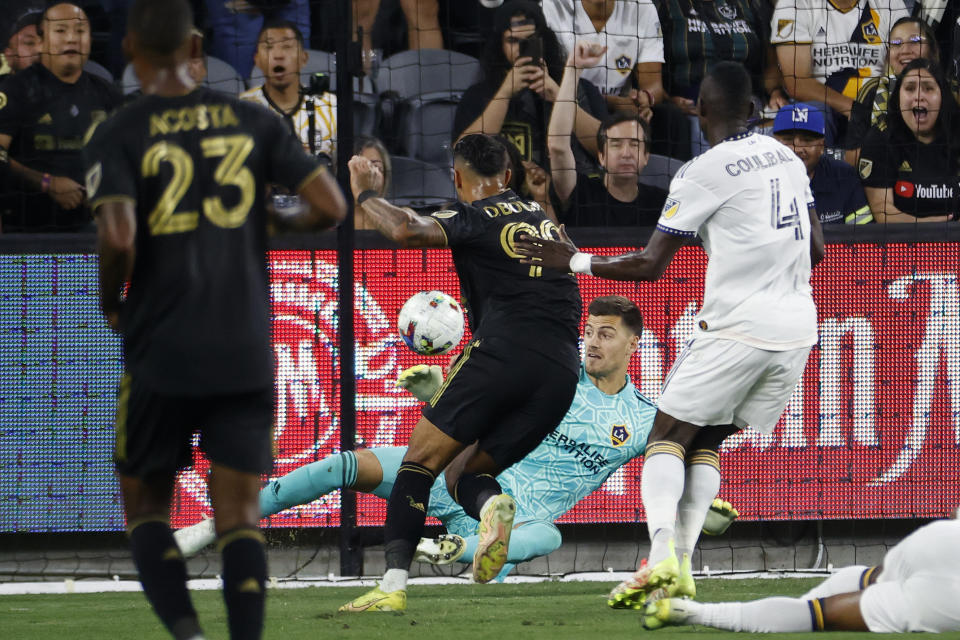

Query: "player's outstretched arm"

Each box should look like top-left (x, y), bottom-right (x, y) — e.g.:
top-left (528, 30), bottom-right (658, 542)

top-left (348, 155), bottom-right (446, 247)
top-left (95, 201), bottom-right (137, 331)
top-left (516, 226), bottom-right (685, 282)
top-left (291, 167), bottom-right (348, 230)
top-left (808, 205), bottom-right (825, 267)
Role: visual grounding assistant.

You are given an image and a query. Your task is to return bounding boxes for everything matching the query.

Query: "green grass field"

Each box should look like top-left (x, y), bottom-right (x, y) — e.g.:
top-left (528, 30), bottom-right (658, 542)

top-left (0, 579), bottom-right (945, 639)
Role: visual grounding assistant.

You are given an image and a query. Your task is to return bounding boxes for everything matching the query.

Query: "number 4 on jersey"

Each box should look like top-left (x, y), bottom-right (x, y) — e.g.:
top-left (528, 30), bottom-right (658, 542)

top-left (769, 177), bottom-right (804, 240)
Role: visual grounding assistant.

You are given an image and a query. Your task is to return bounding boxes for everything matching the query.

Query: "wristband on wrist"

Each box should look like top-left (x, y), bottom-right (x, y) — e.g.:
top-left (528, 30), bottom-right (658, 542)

top-left (356, 189), bottom-right (379, 205)
top-left (569, 251), bottom-right (594, 275)
top-left (640, 88), bottom-right (654, 106)
top-left (41, 173), bottom-right (51, 193)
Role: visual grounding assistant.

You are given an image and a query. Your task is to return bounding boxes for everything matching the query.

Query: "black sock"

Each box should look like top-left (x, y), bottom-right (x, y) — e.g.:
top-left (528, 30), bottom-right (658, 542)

top-left (383, 461), bottom-right (435, 570)
top-left (219, 527), bottom-right (267, 640)
top-left (128, 519), bottom-right (201, 640)
top-left (454, 473), bottom-right (503, 521)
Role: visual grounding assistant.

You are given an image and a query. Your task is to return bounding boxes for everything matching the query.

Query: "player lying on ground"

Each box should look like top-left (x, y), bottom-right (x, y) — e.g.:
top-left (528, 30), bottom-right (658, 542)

top-left (643, 515), bottom-right (960, 633)
top-left (175, 296), bottom-right (738, 582)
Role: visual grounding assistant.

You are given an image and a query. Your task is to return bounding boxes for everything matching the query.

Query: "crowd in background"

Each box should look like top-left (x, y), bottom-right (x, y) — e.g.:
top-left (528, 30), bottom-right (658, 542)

top-left (1, 0), bottom-right (959, 233)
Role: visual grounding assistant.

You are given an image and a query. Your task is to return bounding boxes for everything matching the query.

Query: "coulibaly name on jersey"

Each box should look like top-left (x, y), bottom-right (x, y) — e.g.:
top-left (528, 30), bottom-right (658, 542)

top-left (545, 431), bottom-right (610, 475)
top-left (725, 148), bottom-right (797, 176)
top-left (149, 104), bottom-right (241, 137)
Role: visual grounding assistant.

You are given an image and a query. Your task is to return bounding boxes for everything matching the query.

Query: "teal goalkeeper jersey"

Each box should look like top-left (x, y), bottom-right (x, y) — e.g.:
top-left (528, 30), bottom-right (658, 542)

top-left (428, 365), bottom-right (656, 534)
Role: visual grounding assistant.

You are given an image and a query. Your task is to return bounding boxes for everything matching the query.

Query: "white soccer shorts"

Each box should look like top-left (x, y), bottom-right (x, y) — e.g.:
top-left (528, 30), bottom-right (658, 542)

top-left (657, 337), bottom-right (810, 433)
top-left (860, 520), bottom-right (960, 632)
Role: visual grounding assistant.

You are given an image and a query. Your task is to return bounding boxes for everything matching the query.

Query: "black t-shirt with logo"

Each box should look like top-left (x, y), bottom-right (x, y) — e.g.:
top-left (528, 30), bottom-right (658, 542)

top-left (0, 64), bottom-right (122, 230)
top-left (83, 87), bottom-right (323, 395)
top-left (429, 189), bottom-right (581, 371)
top-left (555, 172), bottom-right (668, 227)
top-left (858, 128), bottom-right (960, 217)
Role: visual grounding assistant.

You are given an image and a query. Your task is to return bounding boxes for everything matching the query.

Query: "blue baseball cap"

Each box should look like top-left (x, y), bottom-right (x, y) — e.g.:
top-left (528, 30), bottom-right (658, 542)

top-left (773, 103), bottom-right (825, 137)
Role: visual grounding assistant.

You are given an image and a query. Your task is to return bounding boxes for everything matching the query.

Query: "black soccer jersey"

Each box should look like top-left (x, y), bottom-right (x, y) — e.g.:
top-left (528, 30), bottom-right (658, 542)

top-left (84, 87), bottom-right (324, 395)
top-left (429, 189), bottom-right (581, 370)
top-left (0, 64), bottom-right (121, 230)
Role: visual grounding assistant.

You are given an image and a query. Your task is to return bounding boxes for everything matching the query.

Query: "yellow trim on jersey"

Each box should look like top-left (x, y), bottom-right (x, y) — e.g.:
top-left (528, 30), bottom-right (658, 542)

top-left (685, 449), bottom-right (721, 471)
top-left (645, 440), bottom-right (686, 460)
top-left (826, 0), bottom-right (858, 13)
top-left (860, 565), bottom-right (879, 589)
top-left (855, 76), bottom-right (883, 102)
top-left (809, 598), bottom-right (826, 630)
top-left (114, 373), bottom-right (132, 463)
top-left (294, 164), bottom-right (327, 193)
top-left (426, 215), bottom-right (449, 247)
top-left (430, 339), bottom-right (479, 406)
top-left (846, 206), bottom-right (873, 224)
top-left (216, 527), bottom-right (266, 552)
top-left (90, 195), bottom-right (136, 214)
top-left (126, 515), bottom-right (167, 536)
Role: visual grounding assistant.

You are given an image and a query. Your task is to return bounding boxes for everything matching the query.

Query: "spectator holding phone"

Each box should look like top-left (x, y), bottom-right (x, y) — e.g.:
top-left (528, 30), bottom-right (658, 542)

top-left (454, 0), bottom-right (606, 169)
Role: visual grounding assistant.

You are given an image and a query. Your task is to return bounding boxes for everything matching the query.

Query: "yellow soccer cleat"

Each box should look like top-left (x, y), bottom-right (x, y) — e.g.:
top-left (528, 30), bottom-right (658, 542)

top-left (641, 597), bottom-right (695, 630)
top-left (338, 586), bottom-right (407, 612)
top-left (607, 540), bottom-right (680, 609)
top-left (675, 552), bottom-right (696, 599)
top-left (472, 494), bottom-right (515, 583)
top-left (702, 498), bottom-right (739, 536)
top-left (414, 534), bottom-right (466, 565)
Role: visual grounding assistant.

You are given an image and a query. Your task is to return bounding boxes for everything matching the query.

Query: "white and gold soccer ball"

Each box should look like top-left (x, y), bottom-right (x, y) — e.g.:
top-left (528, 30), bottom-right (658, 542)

top-left (397, 290), bottom-right (465, 355)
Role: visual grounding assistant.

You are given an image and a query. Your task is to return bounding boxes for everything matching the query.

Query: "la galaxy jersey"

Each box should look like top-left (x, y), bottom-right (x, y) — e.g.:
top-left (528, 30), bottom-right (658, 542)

top-left (430, 189), bottom-right (581, 366)
top-left (771, 0), bottom-right (908, 98)
top-left (658, 132), bottom-right (818, 350)
top-left (498, 366), bottom-right (655, 522)
top-left (83, 87), bottom-right (324, 395)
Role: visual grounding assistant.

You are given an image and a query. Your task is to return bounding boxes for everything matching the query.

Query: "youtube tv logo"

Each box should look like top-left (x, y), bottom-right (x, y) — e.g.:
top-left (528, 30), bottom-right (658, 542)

top-left (896, 180), bottom-right (915, 198)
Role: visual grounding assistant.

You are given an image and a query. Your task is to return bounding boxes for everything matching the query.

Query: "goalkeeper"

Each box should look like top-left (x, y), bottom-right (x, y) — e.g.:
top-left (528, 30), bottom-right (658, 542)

top-left (176, 296), bottom-right (738, 580)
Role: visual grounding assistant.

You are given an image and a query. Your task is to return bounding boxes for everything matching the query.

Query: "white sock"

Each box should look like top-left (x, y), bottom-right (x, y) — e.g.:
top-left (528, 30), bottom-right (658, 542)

top-left (675, 453), bottom-right (721, 558)
top-left (380, 568), bottom-right (408, 593)
top-left (641, 443), bottom-right (686, 564)
top-left (802, 565), bottom-right (871, 599)
top-left (687, 597), bottom-right (815, 632)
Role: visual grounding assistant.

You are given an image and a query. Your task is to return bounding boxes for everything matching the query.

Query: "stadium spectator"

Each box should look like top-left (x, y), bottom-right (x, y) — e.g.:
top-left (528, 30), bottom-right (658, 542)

top-left (771, 0), bottom-right (910, 145)
top-left (643, 517), bottom-right (960, 632)
top-left (239, 19), bottom-right (336, 159)
top-left (453, 1), bottom-right (605, 170)
top-left (772, 102), bottom-right (872, 224)
top-left (2, 7), bottom-right (43, 77)
top-left (844, 16), bottom-right (940, 164)
top-left (353, 135), bottom-right (391, 229)
top-left (548, 43), bottom-right (667, 226)
top-left (498, 133), bottom-right (557, 222)
top-left (541, 0), bottom-right (665, 117)
top-left (541, 0), bottom-right (695, 160)
top-left (0, 2), bottom-right (121, 232)
top-left (205, 0), bottom-right (310, 79)
top-left (858, 58), bottom-right (960, 222)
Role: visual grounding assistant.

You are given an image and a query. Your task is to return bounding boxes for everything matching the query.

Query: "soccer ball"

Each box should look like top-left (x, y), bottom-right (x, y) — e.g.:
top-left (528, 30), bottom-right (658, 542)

top-left (397, 291), bottom-right (465, 355)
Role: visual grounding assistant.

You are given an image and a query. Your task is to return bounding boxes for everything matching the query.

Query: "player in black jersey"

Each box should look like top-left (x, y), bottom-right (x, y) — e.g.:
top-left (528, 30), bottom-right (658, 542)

top-left (340, 133), bottom-right (581, 612)
top-left (82, 1), bottom-right (346, 638)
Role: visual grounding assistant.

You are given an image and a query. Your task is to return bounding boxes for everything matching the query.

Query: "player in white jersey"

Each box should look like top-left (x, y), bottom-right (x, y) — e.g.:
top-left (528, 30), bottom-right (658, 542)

top-left (516, 61), bottom-right (824, 609)
top-left (175, 296), bottom-right (738, 583)
top-left (643, 516), bottom-right (960, 632)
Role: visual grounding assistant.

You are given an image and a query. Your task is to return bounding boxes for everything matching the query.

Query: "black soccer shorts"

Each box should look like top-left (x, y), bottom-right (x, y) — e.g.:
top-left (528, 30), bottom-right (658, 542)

top-left (423, 336), bottom-right (578, 470)
top-left (113, 373), bottom-right (274, 477)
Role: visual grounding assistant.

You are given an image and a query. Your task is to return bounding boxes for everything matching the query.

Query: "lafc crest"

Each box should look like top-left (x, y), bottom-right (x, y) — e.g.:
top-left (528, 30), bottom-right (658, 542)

top-left (610, 424), bottom-right (630, 447)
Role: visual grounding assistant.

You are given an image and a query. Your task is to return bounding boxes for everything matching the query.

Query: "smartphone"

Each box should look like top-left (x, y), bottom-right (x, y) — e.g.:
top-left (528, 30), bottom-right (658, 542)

top-left (518, 36), bottom-right (543, 65)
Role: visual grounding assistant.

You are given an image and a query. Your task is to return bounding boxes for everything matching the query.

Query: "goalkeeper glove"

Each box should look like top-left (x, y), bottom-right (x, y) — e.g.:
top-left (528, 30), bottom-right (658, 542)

top-left (701, 498), bottom-right (739, 536)
top-left (396, 364), bottom-right (444, 402)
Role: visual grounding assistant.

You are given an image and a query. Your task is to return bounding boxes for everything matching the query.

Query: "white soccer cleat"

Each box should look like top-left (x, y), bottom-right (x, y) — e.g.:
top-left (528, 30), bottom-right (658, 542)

top-left (174, 517), bottom-right (216, 557)
top-left (414, 534), bottom-right (466, 565)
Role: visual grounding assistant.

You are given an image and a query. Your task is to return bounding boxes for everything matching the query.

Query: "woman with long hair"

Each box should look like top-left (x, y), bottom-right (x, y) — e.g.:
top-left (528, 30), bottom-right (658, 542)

top-left (858, 58), bottom-right (960, 222)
